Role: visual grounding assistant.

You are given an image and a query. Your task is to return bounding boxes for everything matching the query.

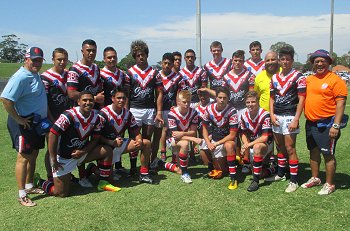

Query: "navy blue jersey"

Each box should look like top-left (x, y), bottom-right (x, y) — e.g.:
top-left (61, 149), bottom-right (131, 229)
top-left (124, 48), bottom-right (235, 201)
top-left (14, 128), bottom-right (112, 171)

top-left (126, 65), bottom-right (162, 109)
top-left (270, 69), bottom-right (306, 116)
top-left (41, 69), bottom-right (70, 120)
top-left (179, 66), bottom-right (207, 103)
top-left (222, 68), bottom-right (255, 110)
top-left (50, 107), bottom-right (102, 159)
top-left (167, 107), bottom-right (198, 137)
top-left (202, 103), bottom-right (238, 141)
top-left (204, 58), bottom-right (231, 90)
top-left (100, 67), bottom-right (127, 106)
top-left (99, 105), bottom-right (139, 140)
top-left (160, 70), bottom-right (182, 110)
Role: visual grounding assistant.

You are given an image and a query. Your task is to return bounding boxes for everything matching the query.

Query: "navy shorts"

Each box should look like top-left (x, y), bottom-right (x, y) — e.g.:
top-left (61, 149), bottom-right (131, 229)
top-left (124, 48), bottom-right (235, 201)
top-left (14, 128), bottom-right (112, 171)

top-left (7, 116), bottom-right (45, 154)
top-left (305, 120), bottom-right (339, 155)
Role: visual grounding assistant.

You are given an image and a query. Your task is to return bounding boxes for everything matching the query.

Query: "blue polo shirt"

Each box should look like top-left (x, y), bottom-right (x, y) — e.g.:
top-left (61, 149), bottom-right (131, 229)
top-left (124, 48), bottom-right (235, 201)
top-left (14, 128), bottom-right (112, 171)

top-left (1, 66), bottom-right (47, 118)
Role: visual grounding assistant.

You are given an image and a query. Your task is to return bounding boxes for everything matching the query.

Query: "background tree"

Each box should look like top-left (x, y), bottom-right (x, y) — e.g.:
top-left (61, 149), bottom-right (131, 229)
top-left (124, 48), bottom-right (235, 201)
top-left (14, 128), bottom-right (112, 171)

top-left (270, 41), bottom-right (294, 54)
top-left (0, 34), bottom-right (28, 63)
top-left (118, 52), bottom-right (135, 71)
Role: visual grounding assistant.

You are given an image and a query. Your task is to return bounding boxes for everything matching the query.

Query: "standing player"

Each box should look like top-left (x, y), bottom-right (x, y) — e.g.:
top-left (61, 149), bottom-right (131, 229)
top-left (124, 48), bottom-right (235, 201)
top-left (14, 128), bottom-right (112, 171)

top-left (98, 87), bottom-right (154, 184)
top-left (179, 49), bottom-right (207, 108)
top-left (125, 40), bottom-right (163, 172)
top-left (100, 46), bottom-right (127, 106)
top-left (203, 41), bottom-right (231, 91)
top-left (266, 46), bottom-right (306, 193)
top-left (35, 91), bottom-right (120, 197)
top-left (172, 51), bottom-right (182, 74)
top-left (157, 53), bottom-right (183, 161)
top-left (244, 41), bottom-right (265, 77)
top-left (240, 91), bottom-right (273, 192)
top-left (67, 39), bottom-right (104, 187)
top-left (201, 87), bottom-right (239, 189)
top-left (41, 48), bottom-right (70, 181)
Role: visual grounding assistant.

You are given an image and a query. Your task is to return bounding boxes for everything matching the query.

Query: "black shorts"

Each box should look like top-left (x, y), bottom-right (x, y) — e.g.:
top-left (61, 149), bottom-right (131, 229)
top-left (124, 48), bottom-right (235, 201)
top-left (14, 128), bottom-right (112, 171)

top-left (7, 116), bottom-right (45, 154)
top-left (305, 120), bottom-right (339, 155)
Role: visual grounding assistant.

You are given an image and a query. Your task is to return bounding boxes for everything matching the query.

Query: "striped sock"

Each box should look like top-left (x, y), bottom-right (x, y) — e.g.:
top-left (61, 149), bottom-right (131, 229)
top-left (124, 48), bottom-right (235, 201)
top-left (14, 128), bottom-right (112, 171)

top-left (140, 166), bottom-right (149, 176)
top-left (42, 180), bottom-right (54, 195)
top-left (98, 160), bottom-right (112, 181)
top-left (129, 151), bottom-right (138, 169)
top-left (289, 159), bottom-right (299, 183)
top-left (277, 153), bottom-right (287, 177)
top-left (253, 156), bottom-right (263, 182)
top-left (178, 152), bottom-right (189, 174)
top-left (164, 162), bottom-right (177, 172)
top-left (227, 155), bottom-right (237, 182)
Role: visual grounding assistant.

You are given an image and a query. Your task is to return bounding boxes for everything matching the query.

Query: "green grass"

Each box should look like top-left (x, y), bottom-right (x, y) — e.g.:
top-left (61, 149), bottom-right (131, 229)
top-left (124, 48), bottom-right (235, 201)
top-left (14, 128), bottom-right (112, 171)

top-left (0, 63), bottom-right (57, 80)
top-left (0, 104), bottom-right (350, 230)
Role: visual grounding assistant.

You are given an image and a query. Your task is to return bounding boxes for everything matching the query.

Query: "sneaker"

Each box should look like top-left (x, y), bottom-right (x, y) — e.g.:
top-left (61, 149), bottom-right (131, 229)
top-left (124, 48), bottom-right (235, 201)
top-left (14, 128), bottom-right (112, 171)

top-left (78, 177), bottom-right (93, 188)
top-left (25, 187), bottom-right (44, 194)
top-left (189, 155), bottom-right (197, 164)
top-left (236, 155), bottom-right (244, 165)
top-left (127, 168), bottom-right (137, 178)
top-left (207, 170), bottom-right (223, 179)
top-left (111, 172), bottom-right (122, 181)
top-left (285, 181), bottom-right (299, 193)
top-left (247, 181), bottom-right (259, 192)
top-left (86, 163), bottom-right (97, 177)
top-left (242, 164), bottom-right (251, 174)
top-left (318, 183), bottom-right (335, 195)
top-left (228, 180), bottom-right (238, 190)
top-left (18, 196), bottom-right (36, 207)
top-left (181, 173), bottom-right (193, 184)
top-left (150, 157), bottom-right (161, 170)
top-left (115, 167), bottom-right (129, 175)
top-left (301, 177), bottom-right (322, 189)
top-left (97, 180), bottom-right (121, 192)
top-left (139, 174), bottom-right (154, 184)
top-left (160, 152), bottom-right (167, 161)
top-left (264, 174), bottom-right (286, 182)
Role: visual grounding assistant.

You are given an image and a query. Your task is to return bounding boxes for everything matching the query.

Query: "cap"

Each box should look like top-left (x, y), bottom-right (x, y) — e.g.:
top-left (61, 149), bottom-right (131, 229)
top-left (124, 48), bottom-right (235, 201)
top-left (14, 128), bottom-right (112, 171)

top-left (309, 49), bottom-right (332, 64)
top-left (25, 47), bottom-right (44, 60)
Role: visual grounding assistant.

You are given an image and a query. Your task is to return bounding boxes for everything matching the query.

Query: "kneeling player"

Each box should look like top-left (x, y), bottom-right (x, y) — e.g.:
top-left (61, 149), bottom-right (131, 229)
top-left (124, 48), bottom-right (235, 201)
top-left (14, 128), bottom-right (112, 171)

top-left (36, 91), bottom-right (119, 197)
top-left (201, 87), bottom-right (239, 189)
top-left (98, 87), bottom-right (154, 184)
top-left (240, 91), bottom-right (273, 192)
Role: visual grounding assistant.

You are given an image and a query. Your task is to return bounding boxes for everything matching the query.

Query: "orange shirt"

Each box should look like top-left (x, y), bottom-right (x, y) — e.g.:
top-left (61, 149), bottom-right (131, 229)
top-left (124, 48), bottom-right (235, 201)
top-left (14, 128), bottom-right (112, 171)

top-left (304, 71), bottom-right (347, 122)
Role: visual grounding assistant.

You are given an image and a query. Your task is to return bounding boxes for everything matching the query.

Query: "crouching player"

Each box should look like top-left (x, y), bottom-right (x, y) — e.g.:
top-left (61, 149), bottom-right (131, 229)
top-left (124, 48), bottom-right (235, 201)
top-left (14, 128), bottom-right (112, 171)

top-left (98, 87), bottom-right (154, 184)
top-left (35, 91), bottom-right (119, 197)
top-left (157, 90), bottom-right (200, 183)
top-left (240, 91), bottom-right (274, 192)
top-left (201, 87), bottom-right (239, 189)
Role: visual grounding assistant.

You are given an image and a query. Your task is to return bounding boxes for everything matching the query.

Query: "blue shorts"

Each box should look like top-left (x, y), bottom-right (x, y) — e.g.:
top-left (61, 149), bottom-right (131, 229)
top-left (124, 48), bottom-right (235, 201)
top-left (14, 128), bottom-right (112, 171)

top-left (305, 120), bottom-right (339, 155)
top-left (7, 116), bottom-right (45, 154)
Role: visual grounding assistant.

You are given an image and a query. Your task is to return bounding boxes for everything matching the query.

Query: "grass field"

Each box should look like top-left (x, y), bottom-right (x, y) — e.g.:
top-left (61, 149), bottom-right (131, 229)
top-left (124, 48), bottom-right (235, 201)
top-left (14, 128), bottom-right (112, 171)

top-left (0, 102), bottom-right (350, 230)
top-left (0, 63), bottom-right (57, 80)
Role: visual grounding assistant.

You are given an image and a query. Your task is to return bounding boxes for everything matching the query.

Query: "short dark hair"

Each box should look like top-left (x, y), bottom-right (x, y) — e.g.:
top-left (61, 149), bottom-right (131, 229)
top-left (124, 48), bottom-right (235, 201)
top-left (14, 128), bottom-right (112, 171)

top-left (244, 91), bottom-right (260, 101)
top-left (249, 41), bottom-right (262, 50)
top-left (103, 47), bottom-right (116, 57)
top-left (185, 49), bottom-right (196, 56)
top-left (210, 41), bottom-right (223, 51)
top-left (79, 90), bottom-right (94, 99)
top-left (279, 46), bottom-right (295, 60)
top-left (52, 48), bottom-right (68, 59)
top-left (232, 50), bottom-right (245, 59)
top-left (162, 52), bottom-right (175, 62)
top-left (173, 51), bottom-right (182, 57)
top-left (82, 39), bottom-right (97, 47)
top-left (215, 86), bottom-right (230, 98)
top-left (111, 86), bottom-right (128, 97)
top-left (131, 40), bottom-right (149, 59)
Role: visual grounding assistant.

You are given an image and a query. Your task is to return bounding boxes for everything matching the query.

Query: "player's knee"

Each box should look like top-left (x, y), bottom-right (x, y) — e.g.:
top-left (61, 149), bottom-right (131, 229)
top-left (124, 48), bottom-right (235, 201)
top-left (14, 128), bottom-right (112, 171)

top-left (224, 141), bottom-right (235, 151)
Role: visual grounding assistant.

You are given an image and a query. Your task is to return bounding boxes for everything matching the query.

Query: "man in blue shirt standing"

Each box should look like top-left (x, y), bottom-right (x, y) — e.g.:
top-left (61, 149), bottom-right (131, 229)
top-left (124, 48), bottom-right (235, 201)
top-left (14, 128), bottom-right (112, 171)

top-left (1, 47), bottom-right (48, 207)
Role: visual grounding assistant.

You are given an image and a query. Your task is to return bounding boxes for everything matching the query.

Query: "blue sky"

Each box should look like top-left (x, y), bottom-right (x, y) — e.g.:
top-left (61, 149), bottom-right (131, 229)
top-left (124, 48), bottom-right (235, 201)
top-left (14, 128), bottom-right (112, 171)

top-left (1, 0), bottom-right (349, 66)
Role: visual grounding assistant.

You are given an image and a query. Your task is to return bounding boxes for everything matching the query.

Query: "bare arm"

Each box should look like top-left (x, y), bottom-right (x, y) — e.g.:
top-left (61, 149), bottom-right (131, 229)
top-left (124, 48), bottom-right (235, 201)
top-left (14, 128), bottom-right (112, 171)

top-left (1, 98), bottom-right (32, 129)
top-left (329, 99), bottom-right (346, 139)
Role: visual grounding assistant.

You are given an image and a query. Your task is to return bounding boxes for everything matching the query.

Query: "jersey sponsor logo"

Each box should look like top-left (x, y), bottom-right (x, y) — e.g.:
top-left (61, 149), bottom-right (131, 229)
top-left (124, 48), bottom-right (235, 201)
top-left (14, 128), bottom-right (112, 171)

top-left (67, 137), bottom-right (87, 149)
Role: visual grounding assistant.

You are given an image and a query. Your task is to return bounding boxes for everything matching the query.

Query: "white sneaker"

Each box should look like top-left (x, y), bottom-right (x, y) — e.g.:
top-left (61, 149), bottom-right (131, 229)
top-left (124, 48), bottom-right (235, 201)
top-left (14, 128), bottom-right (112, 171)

top-left (78, 177), bottom-right (93, 188)
top-left (181, 173), bottom-right (193, 184)
top-left (285, 181), bottom-right (299, 193)
top-left (242, 164), bottom-right (251, 174)
top-left (301, 177), bottom-right (322, 188)
top-left (318, 183), bottom-right (335, 195)
top-left (264, 174), bottom-right (286, 182)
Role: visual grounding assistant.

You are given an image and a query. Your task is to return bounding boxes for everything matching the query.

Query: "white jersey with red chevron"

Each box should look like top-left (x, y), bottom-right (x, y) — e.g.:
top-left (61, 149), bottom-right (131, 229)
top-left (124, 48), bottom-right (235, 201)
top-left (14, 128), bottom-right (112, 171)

top-left (168, 107), bottom-right (198, 133)
top-left (244, 59), bottom-right (265, 76)
top-left (240, 107), bottom-right (272, 142)
top-left (204, 57), bottom-right (231, 90)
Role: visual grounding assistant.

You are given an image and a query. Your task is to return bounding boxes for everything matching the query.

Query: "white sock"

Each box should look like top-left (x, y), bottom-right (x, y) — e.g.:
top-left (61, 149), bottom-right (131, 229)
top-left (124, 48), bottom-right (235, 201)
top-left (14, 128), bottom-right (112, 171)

top-left (19, 189), bottom-right (26, 198)
top-left (25, 183), bottom-right (34, 189)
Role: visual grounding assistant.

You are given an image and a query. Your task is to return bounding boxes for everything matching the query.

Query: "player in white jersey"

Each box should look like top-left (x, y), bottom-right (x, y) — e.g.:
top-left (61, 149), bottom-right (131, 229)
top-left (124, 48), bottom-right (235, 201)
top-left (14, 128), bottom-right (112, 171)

top-left (203, 41), bottom-right (231, 91)
top-left (244, 41), bottom-right (265, 77)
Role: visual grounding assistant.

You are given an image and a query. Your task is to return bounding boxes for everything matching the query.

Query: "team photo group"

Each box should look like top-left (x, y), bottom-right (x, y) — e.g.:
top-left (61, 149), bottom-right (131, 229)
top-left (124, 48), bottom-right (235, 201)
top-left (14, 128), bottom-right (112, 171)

top-left (0, 38), bottom-right (347, 207)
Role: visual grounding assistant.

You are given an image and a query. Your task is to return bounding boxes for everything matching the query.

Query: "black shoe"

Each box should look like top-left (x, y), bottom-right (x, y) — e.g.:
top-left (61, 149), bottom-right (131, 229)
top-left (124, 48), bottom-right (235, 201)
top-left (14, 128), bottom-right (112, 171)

top-left (86, 163), bottom-right (97, 177)
top-left (247, 181), bottom-right (259, 192)
top-left (139, 174), bottom-right (154, 184)
top-left (70, 173), bottom-right (79, 183)
top-left (127, 168), bottom-right (137, 178)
